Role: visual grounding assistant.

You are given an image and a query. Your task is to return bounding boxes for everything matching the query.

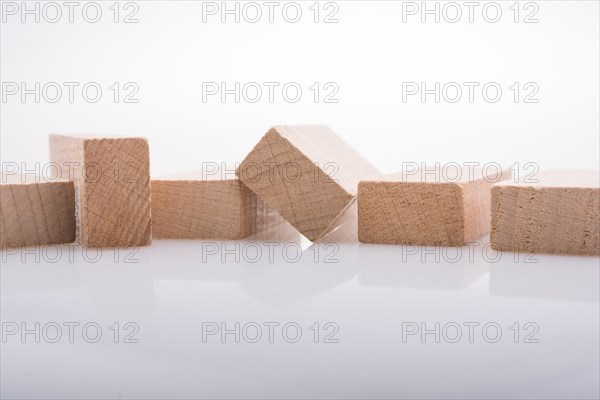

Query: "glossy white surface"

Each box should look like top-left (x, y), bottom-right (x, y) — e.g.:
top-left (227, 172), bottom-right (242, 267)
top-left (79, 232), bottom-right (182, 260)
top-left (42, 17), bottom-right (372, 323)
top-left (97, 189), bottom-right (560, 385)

top-left (2, 221), bottom-right (599, 399)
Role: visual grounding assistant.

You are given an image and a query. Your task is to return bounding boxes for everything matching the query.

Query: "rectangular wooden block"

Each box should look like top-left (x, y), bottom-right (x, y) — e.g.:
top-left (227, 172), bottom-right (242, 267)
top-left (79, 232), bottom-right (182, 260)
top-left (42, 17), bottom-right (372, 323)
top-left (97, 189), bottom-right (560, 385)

top-left (358, 166), bottom-right (510, 245)
top-left (491, 171), bottom-right (599, 255)
top-left (237, 125), bottom-right (380, 241)
top-left (1, 173), bottom-right (76, 247)
top-left (151, 171), bottom-right (281, 239)
top-left (49, 134), bottom-right (152, 247)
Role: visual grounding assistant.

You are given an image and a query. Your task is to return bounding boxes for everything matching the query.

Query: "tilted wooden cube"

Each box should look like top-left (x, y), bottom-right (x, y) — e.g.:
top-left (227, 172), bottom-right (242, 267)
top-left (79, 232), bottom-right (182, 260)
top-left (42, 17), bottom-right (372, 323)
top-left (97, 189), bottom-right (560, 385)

top-left (237, 125), bottom-right (380, 241)
top-left (151, 171), bottom-right (282, 240)
top-left (49, 134), bottom-right (152, 247)
top-left (0, 173), bottom-right (76, 247)
top-left (491, 170), bottom-right (599, 255)
top-left (358, 166), bottom-right (510, 245)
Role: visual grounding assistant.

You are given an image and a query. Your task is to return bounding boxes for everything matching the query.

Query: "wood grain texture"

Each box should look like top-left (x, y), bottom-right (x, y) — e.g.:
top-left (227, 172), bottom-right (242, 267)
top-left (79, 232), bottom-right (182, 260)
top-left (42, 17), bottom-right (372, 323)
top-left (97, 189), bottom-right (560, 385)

top-left (49, 134), bottom-right (152, 248)
top-left (358, 167), bottom-right (510, 245)
top-left (491, 170), bottom-right (599, 255)
top-left (151, 171), bottom-right (282, 239)
top-left (0, 173), bottom-right (76, 247)
top-left (237, 125), bottom-right (380, 241)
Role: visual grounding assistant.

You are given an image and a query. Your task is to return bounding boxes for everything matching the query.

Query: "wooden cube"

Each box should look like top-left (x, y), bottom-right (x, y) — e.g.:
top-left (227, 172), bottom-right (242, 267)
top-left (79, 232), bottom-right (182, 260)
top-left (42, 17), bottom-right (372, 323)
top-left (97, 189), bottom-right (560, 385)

top-left (1, 173), bottom-right (76, 247)
top-left (49, 134), bottom-right (152, 247)
top-left (491, 170), bottom-right (599, 255)
top-left (151, 171), bottom-right (281, 239)
top-left (237, 125), bottom-right (380, 241)
top-left (358, 166), bottom-right (510, 245)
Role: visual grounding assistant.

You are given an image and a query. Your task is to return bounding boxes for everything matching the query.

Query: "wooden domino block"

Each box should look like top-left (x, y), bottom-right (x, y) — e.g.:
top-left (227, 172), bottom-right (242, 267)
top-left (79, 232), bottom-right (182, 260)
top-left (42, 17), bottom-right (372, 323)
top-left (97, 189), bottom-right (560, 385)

top-left (237, 125), bottom-right (380, 241)
top-left (1, 173), bottom-right (76, 247)
top-left (358, 166), bottom-right (510, 245)
top-left (49, 134), bottom-right (152, 247)
top-left (491, 171), bottom-right (599, 255)
top-left (151, 171), bottom-right (281, 239)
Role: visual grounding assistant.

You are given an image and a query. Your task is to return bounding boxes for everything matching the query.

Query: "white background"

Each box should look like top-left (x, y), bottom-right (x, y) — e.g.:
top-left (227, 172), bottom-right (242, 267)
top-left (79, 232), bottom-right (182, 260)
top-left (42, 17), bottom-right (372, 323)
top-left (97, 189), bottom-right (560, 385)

top-left (1, 0), bottom-right (599, 174)
top-left (1, 1), bottom-right (599, 399)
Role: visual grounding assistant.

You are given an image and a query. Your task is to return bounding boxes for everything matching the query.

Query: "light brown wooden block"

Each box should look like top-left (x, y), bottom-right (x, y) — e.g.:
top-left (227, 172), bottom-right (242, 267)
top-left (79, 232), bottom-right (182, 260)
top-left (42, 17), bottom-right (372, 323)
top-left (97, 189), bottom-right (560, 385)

top-left (358, 166), bottom-right (510, 245)
top-left (236, 125), bottom-right (380, 241)
top-left (491, 171), bottom-right (599, 256)
top-left (49, 134), bottom-right (152, 247)
top-left (0, 173), bottom-right (76, 247)
top-left (151, 171), bottom-right (281, 240)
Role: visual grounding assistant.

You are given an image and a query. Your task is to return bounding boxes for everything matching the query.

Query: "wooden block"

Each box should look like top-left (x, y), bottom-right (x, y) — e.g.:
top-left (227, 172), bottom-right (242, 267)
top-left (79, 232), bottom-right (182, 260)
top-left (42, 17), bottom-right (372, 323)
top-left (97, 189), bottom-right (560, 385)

top-left (358, 166), bottom-right (510, 245)
top-left (237, 125), bottom-right (380, 241)
top-left (49, 134), bottom-right (152, 247)
top-left (151, 171), bottom-right (282, 240)
top-left (491, 171), bottom-right (599, 256)
top-left (1, 173), bottom-right (76, 247)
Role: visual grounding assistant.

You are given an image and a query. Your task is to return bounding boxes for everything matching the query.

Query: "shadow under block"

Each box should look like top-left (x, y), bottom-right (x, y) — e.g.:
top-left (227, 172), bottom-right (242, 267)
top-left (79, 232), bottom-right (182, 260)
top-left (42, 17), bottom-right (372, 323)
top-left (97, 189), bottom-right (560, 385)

top-left (491, 171), bottom-right (600, 256)
top-left (0, 173), bottom-right (76, 247)
top-left (236, 125), bottom-right (381, 241)
top-left (151, 172), bottom-right (282, 239)
top-left (358, 167), bottom-right (511, 246)
top-left (49, 135), bottom-right (152, 247)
